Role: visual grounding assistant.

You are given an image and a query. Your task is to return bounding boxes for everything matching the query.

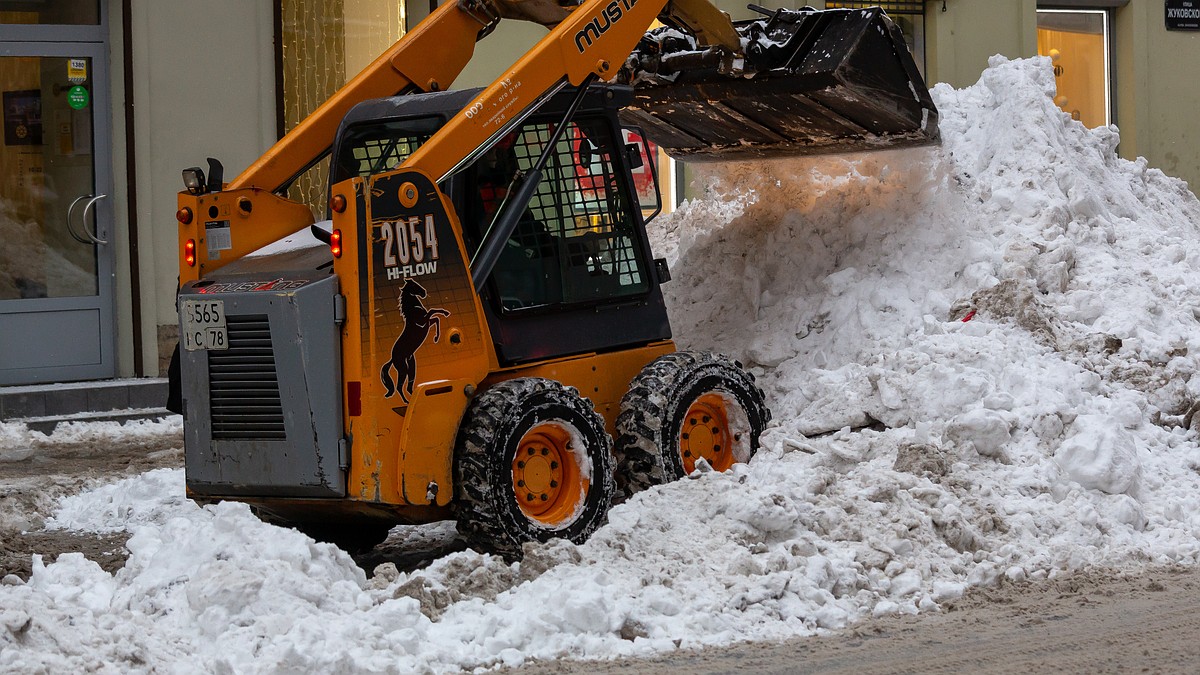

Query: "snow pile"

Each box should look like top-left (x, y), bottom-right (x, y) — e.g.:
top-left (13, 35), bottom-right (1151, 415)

top-left (0, 416), bottom-right (183, 463)
top-left (5, 56), bottom-right (1200, 671)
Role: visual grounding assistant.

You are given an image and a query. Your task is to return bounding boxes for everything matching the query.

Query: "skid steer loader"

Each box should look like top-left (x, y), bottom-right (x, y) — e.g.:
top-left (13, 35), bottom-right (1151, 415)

top-left (172, 0), bottom-right (937, 556)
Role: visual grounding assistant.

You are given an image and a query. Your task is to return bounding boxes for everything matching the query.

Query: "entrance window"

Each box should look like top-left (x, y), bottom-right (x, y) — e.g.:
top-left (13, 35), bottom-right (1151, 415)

top-left (1037, 9), bottom-right (1111, 128)
top-left (0, 1), bottom-right (100, 25)
top-left (0, 55), bottom-right (98, 300)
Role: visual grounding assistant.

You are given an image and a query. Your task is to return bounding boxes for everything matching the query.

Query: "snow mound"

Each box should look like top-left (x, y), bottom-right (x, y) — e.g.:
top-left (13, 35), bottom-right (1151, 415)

top-left (5, 56), bottom-right (1200, 672)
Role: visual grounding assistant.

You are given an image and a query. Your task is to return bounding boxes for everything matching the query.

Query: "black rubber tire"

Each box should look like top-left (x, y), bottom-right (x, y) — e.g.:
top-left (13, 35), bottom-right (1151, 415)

top-left (452, 377), bottom-right (615, 559)
top-left (614, 351), bottom-right (770, 497)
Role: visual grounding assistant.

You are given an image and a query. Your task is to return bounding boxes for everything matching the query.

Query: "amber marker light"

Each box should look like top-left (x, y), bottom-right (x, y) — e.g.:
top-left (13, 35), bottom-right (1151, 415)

top-left (176, 207), bottom-right (193, 225)
top-left (329, 194), bottom-right (347, 214)
top-left (184, 239), bottom-right (196, 266)
top-left (330, 229), bottom-right (342, 258)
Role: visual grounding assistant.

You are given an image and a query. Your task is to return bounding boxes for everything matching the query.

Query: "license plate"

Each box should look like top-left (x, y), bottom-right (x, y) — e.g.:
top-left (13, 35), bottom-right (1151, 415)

top-left (181, 299), bottom-right (229, 351)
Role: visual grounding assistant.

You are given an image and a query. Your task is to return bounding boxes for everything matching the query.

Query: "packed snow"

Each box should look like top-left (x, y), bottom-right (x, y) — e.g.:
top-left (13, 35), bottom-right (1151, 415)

top-left (5, 55), bottom-right (1200, 671)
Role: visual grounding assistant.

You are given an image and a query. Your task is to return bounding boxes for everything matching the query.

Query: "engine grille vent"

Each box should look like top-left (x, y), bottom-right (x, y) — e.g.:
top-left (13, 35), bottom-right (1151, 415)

top-left (208, 314), bottom-right (286, 440)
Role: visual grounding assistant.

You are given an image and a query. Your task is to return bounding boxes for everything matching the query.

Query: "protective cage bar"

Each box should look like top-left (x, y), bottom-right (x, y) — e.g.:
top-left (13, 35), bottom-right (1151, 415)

top-left (470, 116), bottom-right (649, 311)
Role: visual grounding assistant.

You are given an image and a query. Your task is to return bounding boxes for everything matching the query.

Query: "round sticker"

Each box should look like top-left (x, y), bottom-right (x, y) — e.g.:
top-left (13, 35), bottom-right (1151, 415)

top-left (67, 85), bottom-right (90, 110)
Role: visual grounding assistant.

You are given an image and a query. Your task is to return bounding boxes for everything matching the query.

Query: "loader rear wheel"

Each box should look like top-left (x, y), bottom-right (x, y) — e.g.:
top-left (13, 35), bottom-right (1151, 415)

top-left (453, 378), bottom-right (615, 559)
top-left (615, 351), bottom-right (770, 497)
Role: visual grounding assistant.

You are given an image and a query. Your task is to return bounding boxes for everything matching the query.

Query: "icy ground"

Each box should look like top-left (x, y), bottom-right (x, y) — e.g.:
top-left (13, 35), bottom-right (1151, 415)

top-left (5, 56), bottom-right (1200, 672)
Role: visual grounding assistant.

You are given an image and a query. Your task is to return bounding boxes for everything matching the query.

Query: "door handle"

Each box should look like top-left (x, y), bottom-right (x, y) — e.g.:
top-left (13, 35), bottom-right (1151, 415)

top-left (80, 194), bottom-right (109, 245)
top-left (66, 195), bottom-right (92, 244)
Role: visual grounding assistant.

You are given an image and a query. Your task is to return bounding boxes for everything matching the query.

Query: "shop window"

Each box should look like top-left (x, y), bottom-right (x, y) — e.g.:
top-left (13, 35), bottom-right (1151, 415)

top-left (0, 1), bottom-right (99, 25)
top-left (824, 1), bottom-right (927, 78)
top-left (1037, 9), bottom-right (1111, 128)
top-left (278, 0), bottom-right (406, 216)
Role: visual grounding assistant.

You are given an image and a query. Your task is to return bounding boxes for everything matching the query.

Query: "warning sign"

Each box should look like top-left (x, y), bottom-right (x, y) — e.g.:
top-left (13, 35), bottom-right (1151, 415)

top-left (68, 59), bottom-right (88, 84)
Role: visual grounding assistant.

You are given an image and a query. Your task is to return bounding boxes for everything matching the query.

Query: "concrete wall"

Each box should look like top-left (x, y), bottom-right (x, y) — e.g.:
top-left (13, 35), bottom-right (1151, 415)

top-left (1114, 1), bottom-right (1200, 191)
top-left (125, 0), bottom-right (277, 374)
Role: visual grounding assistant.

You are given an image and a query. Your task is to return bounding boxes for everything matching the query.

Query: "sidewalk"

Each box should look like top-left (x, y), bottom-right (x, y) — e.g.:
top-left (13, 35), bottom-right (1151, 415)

top-left (0, 378), bottom-right (174, 433)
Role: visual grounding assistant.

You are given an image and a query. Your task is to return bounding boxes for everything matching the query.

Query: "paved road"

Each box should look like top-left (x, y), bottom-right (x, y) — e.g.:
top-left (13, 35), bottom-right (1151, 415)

top-left (7, 429), bottom-right (1200, 673)
top-left (510, 565), bottom-right (1200, 674)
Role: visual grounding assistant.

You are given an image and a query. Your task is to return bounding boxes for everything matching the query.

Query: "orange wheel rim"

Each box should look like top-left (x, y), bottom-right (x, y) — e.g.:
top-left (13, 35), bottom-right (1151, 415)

top-left (680, 393), bottom-right (735, 473)
top-left (512, 422), bottom-right (588, 526)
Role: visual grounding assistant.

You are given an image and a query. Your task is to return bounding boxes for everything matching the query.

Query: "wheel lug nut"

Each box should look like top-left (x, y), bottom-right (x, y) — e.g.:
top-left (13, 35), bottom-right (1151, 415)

top-left (518, 461), bottom-right (525, 469)
top-left (541, 447), bottom-right (549, 456)
top-left (550, 461), bottom-right (558, 469)
top-left (702, 416), bottom-right (710, 423)
top-left (682, 433), bottom-right (689, 440)
top-left (527, 493), bottom-right (535, 501)
top-left (712, 426), bottom-right (720, 433)
top-left (528, 448), bottom-right (535, 456)
top-left (550, 480), bottom-right (558, 488)
top-left (540, 494), bottom-right (548, 501)
top-left (518, 480), bottom-right (525, 487)
top-left (684, 451), bottom-right (692, 458)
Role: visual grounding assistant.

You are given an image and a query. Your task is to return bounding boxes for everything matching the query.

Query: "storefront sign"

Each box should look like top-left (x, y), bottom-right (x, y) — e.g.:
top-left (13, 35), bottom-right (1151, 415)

top-left (1166, 0), bottom-right (1200, 31)
top-left (3, 90), bottom-right (42, 146)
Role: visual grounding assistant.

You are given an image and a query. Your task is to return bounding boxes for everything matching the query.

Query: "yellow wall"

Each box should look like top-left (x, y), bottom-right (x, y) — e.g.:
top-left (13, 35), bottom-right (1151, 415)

top-left (926, 0), bottom-right (1038, 88)
top-left (1114, 2), bottom-right (1200, 191)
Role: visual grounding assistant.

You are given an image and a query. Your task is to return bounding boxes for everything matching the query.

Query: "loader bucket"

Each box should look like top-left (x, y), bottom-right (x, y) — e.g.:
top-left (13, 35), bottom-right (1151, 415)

top-left (618, 6), bottom-right (939, 161)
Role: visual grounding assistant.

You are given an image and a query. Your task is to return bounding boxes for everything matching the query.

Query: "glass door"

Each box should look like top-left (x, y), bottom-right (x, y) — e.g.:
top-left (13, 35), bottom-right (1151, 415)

top-left (0, 41), bottom-right (114, 384)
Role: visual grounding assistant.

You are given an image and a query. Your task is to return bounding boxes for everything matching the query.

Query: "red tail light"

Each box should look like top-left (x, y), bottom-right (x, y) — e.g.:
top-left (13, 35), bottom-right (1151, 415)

top-left (329, 194), bottom-right (347, 214)
top-left (176, 207), bottom-right (193, 224)
top-left (347, 381), bottom-right (361, 417)
top-left (184, 239), bottom-right (196, 266)
top-left (331, 229), bottom-right (342, 258)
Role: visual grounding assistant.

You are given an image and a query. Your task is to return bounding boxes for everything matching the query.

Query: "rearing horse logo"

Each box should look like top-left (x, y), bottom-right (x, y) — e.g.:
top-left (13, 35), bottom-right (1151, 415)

top-left (381, 279), bottom-right (450, 403)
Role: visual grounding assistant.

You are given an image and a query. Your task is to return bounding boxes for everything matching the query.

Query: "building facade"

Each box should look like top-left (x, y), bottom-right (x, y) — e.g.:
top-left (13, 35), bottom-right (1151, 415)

top-left (0, 0), bottom-right (1195, 386)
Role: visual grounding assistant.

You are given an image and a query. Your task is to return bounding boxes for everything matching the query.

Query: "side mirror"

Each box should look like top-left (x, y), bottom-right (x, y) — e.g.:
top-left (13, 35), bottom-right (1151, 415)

top-left (624, 142), bottom-right (644, 169)
top-left (620, 127), bottom-right (661, 218)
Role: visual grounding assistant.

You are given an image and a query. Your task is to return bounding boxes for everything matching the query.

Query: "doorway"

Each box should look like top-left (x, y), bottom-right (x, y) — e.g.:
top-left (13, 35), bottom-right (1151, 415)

top-left (0, 25), bottom-right (115, 384)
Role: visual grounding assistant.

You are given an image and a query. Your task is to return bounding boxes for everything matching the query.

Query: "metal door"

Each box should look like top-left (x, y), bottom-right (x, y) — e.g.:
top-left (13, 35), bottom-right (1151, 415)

top-left (0, 42), bottom-right (115, 385)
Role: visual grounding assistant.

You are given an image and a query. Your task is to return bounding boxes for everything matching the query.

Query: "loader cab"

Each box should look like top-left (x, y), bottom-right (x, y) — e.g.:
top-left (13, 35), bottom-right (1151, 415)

top-left (332, 85), bottom-right (672, 366)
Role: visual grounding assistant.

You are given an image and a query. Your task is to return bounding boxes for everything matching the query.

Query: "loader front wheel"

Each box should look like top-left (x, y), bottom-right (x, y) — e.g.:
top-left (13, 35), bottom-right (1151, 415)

top-left (615, 351), bottom-right (770, 497)
top-left (453, 378), bottom-right (615, 558)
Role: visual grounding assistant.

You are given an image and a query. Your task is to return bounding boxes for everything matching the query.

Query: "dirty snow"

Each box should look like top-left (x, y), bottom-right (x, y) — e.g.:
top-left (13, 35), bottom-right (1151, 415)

top-left (5, 55), bottom-right (1200, 671)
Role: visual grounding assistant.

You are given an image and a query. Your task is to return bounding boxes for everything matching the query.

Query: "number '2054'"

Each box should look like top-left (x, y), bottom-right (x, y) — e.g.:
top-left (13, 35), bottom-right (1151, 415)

top-left (380, 215), bottom-right (441, 267)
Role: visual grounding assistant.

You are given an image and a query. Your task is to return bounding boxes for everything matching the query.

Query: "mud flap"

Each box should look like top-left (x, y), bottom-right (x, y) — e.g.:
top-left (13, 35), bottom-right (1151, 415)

top-left (620, 7), bottom-right (939, 160)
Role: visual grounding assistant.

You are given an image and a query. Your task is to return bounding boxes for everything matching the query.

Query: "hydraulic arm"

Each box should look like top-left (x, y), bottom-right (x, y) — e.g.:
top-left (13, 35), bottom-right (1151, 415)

top-left (179, 0), bottom-right (742, 282)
